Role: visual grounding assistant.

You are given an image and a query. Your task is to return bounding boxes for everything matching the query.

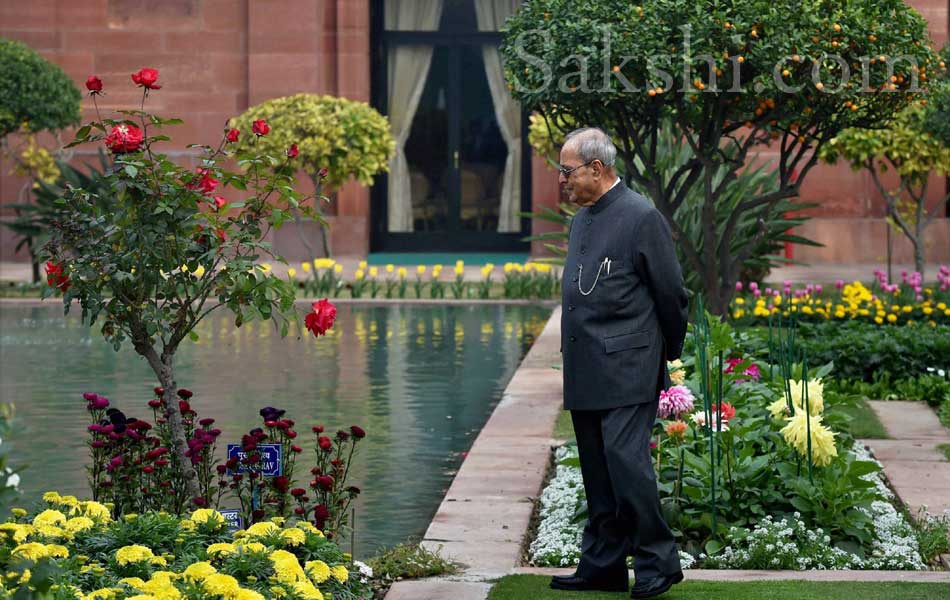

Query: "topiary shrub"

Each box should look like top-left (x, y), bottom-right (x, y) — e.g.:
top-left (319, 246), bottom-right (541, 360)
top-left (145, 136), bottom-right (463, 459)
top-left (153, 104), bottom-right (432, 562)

top-left (0, 37), bottom-right (81, 139)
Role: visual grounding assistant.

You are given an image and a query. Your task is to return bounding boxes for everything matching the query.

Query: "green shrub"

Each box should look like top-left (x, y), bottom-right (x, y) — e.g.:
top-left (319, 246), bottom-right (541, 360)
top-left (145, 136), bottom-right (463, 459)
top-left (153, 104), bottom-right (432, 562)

top-left (0, 37), bottom-right (81, 139)
top-left (365, 541), bottom-right (457, 581)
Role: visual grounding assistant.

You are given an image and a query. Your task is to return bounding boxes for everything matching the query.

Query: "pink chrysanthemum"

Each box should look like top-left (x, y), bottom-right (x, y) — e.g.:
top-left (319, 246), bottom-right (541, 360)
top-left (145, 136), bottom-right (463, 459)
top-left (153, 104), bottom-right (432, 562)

top-left (658, 385), bottom-right (695, 419)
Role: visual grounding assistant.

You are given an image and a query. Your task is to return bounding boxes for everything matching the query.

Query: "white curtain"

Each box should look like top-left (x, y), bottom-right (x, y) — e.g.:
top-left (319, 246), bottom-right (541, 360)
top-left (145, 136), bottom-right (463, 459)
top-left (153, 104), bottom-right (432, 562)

top-left (475, 0), bottom-right (522, 233)
top-left (386, 0), bottom-right (443, 233)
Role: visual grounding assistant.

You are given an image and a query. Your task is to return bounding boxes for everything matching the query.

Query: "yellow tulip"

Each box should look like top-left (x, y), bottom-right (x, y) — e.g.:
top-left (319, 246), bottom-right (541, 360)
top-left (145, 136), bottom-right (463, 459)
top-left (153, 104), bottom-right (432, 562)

top-left (301, 262), bottom-right (311, 273)
top-left (355, 270), bottom-right (364, 280)
top-left (334, 264), bottom-right (343, 274)
top-left (397, 267), bottom-right (407, 278)
top-left (287, 268), bottom-right (296, 279)
top-left (369, 267), bottom-right (379, 278)
top-left (386, 264), bottom-right (394, 273)
top-left (416, 265), bottom-right (426, 275)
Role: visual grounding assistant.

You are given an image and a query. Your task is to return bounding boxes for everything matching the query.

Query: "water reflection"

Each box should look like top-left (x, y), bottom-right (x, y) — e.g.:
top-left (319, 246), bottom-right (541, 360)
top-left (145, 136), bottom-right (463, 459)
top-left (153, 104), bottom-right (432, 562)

top-left (0, 303), bottom-right (550, 554)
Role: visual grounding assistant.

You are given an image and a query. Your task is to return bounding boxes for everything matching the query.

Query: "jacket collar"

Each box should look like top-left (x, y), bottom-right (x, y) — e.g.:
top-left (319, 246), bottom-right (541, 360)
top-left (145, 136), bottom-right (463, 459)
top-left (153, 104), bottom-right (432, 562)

top-left (588, 178), bottom-right (625, 214)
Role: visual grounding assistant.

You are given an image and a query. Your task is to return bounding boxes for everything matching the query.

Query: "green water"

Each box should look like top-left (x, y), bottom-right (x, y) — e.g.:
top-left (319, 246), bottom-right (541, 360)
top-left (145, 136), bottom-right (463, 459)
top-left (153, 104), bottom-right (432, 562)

top-left (0, 302), bottom-right (550, 554)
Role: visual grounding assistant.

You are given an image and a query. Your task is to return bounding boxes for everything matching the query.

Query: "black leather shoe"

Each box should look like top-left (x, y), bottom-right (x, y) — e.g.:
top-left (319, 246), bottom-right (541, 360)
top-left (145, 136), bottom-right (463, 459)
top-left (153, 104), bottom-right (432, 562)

top-left (550, 573), bottom-right (628, 592)
top-left (630, 571), bottom-right (684, 599)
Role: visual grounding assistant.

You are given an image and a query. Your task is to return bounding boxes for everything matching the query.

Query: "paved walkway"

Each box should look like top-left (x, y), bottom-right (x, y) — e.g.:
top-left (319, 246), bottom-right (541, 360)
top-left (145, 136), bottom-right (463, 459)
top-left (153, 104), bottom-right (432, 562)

top-left (862, 401), bottom-right (950, 516)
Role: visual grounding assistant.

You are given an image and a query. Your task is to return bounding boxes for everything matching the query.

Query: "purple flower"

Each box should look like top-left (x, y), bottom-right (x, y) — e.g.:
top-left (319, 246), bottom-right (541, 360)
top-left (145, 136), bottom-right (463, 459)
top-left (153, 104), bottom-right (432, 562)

top-left (658, 385), bottom-right (695, 419)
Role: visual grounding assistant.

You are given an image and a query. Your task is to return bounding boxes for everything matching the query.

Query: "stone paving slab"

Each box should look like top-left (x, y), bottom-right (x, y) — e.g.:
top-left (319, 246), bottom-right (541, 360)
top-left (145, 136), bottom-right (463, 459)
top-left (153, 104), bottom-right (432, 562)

top-left (863, 401), bottom-right (950, 516)
top-left (517, 567), bottom-right (950, 582)
top-left (385, 580), bottom-right (491, 600)
top-left (869, 401), bottom-right (950, 440)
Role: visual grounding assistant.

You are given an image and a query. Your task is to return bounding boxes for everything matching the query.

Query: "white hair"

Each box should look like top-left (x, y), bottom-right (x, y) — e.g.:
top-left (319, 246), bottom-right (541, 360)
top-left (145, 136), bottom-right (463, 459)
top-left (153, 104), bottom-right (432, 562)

top-left (564, 127), bottom-right (617, 167)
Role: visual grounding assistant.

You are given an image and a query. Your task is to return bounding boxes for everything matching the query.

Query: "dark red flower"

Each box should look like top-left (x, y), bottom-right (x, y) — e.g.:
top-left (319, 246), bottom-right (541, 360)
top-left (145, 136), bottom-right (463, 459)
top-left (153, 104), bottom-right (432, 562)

top-left (143, 466), bottom-right (155, 474)
top-left (304, 299), bottom-right (337, 337)
top-left (291, 487), bottom-right (307, 497)
top-left (187, 168), bottom-right (218, 196)
top-left (272, 475), bottom-right (289, 493)
top-left (147, 399), bottom-right (162, 409)
top-left (199, 418), bottom-right (215, 427)
top-left (216, 465), bottom-right (227, 475)
top-left (286, 430), bottom-right (297, 439)
top-left (45, 261), bottom-right (70, 291)
top-left (291, 444), bottom-right (303, 453)
top-left (86, 395), bottom-right (110, 410)
top-left (294, 507), bottom-right (305, 515)
top-left (350, 425), bottom-right (366, 439)
top-left (318, 166), bottom-right (328, 178)
top-left (336, 430), bottom-right (350, 441)
top-left (177, 388), bottom-right (194, 399)
top-left (192, 496), bottom-right (207, 507)
top-left (252, 119), bottom-right (269, 136)
top-left (131, 67), bottom-right (161, 89)
top-left (264, 420), bottom-right (278, 429)
top-left (212, 196), bottom-right (227, 211)
top-left (318, 436), bottom-right (332, 452)
top-left (179, 400), bottom-right (192, 415)
top-left (225, 128), bottom-right (239, 143)
top-left (287, 143), bottom-right (299, 158)
top-left (314, 504), bottom-right (330, 520)
top-left (85, 75), bottom-right (103, 94)
top-left (252, 509), bottom-right (266, 521)
top-left (312, 426), bottom-right (324, 434)
top-left (315, 475), bottom-right (334, 491)
top-left (105, 124), bottom-right (144, 154)
top-left (346, 485), bottom-right (361, 496)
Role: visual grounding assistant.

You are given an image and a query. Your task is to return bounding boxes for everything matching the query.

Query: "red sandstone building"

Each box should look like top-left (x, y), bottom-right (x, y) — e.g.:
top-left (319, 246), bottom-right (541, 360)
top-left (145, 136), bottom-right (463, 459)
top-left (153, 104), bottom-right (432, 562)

top-left (1, 0), bottom-right (948, 264)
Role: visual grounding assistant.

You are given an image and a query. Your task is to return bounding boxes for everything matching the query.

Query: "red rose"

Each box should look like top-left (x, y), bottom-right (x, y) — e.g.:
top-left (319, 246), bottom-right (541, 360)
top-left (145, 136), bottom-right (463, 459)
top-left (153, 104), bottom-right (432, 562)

top-left (212, 196), bottom-right (227, 210)
top-left (318, 167), bottom-right (328, 178)
top-left (188, 168), bottom-right (218, 195)
top-left (105, 124), bottom-right (144, 154)
top-left (85, 75), bottom-right (103, 94)
top-left (304, 299), bottom-right (337, 337)
top-left (225, 128), bottom-right (239, 143)
top-left (131, 67), bottom-right (161, 89)
top-left (318, 436), bottom-right (332, 452)
top-left (287, 143), bottom-right (299, 158)
top-left (45, 261), bottom-right (71, 291)
top-left (252, 119), bottom-right (269, 136)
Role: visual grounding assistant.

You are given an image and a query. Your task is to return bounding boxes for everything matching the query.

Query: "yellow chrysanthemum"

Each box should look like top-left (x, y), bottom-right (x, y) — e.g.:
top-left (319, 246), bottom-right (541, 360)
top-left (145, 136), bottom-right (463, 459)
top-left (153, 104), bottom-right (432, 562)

top-left (291, 580), bottom-right (324, 600)
top-left (115, 545), bottom-right (156, 566)
top-left (206, 543), bottom-right (236, 558)
top-left (269, 549), bottom-right (306, 583)
top-left (280, 528), bottom-right (306, 546)
top-left (83, 588), bottom-right (121, 600)
top-left (189, 508), bottom-right (225, 527)
top-left (305, 560), bottom-right (331, 583)
top-left (245, 521), bottom-right (280, 538)
top-left (780, 412), bottom-right (838, 467)
top-left (182, 561), bottom-right (217, 581)
top-left (296, 522), bottom-right (324, 537)
top-left (12, 543), bottom-right (53, 562)
top-left (79, 501), bottom-right (111, 522)
top-left (10, 508), bottom-right (27, 519)
top-left (236, 541), bottom-right (267, 554)
top-left (0, 523), bottom-right (34, 543)
top-left (65, 516), bottom-right (96, 536)
top-left (330, 565), bottom-right (348, 583)
top-left (235, 589), bottom-right (266, 600)
top-left (787, 378), bottom-right (824, 415)
top-left (42, 491), bottom-right (63, 504)
top-left (203, 573), bottom-right (241, 597)
top-left (33, 509), bottom-right (67, 528)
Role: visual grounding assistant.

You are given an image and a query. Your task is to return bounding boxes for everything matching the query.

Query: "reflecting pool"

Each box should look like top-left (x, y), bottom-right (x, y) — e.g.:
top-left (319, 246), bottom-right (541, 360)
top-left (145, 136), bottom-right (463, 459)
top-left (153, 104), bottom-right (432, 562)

top-left (0, 302), bottom-right (551, 553)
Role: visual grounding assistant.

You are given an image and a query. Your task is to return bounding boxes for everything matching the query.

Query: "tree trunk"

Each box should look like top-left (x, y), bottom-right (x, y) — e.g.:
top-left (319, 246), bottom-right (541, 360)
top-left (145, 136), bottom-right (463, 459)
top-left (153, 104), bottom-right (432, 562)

top-left (138, 343), bottom-right (200, 502)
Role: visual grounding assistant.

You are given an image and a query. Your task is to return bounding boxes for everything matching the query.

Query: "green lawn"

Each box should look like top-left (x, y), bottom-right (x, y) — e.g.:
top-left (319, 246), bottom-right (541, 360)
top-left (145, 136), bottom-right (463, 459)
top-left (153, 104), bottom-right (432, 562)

top-left (488, 575), bottom-right (950, 600)
top-left (554, 410), bottom-right (574, 441)
top-left (839, 398), bottom-right (889, 439)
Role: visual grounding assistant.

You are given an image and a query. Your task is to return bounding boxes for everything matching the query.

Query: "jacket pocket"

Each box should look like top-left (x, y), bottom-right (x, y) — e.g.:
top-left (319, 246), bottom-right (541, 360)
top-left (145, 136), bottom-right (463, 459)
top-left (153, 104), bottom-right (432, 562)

top-left (603, 330), bottom-right (651, 354)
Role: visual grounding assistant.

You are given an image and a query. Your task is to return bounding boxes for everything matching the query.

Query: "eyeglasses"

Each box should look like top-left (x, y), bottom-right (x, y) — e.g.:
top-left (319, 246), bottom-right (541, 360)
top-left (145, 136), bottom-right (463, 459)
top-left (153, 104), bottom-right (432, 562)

top-left (556, 159), bottom-right (595, 177)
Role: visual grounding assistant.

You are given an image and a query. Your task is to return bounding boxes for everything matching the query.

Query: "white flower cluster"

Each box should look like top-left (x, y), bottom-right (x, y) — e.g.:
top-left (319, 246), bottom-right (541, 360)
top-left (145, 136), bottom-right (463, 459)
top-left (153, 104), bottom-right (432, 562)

top-left (530, 444), bottom-right (926, 570)
top-left (529, 445), bottom-right (584, 567)
top-left (708, 446), bottom-right (924, 570)
top-left (529, 446), bottom-right (695, 570)
top-left (353, 559), bottom-right (374, 582)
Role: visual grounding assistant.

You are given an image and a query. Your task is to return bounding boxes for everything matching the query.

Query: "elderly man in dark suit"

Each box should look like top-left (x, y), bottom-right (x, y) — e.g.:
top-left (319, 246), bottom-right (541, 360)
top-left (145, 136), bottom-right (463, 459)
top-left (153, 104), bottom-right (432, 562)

top-left (550, 128), bottom-right (689, 599)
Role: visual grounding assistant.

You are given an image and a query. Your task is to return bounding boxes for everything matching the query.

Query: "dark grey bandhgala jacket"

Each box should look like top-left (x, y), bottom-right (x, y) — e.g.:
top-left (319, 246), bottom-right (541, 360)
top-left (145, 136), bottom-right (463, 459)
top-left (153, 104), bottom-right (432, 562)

top-left (561, 181), bottom-right (689, 411)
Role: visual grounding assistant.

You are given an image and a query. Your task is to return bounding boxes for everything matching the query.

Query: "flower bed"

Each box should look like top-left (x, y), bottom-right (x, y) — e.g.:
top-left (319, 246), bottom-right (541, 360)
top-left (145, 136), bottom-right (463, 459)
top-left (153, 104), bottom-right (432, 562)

top-left (0, 498), bottom-right (373, 599)
top-left (528, 314), bottom-right (950, 570)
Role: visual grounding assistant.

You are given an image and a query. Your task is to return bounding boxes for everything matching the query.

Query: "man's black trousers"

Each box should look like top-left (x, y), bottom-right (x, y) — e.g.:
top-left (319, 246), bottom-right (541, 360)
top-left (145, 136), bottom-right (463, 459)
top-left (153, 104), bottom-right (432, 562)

top-left (571, 402), bottom-right (681, 584)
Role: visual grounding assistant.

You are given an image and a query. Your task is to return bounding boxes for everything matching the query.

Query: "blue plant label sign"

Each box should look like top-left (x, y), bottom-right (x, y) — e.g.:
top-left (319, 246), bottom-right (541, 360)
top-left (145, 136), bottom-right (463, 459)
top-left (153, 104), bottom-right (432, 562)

top-left (226, 443), bottom-right (283, 477)
top-left (219, 509), bottom-right (243, 532)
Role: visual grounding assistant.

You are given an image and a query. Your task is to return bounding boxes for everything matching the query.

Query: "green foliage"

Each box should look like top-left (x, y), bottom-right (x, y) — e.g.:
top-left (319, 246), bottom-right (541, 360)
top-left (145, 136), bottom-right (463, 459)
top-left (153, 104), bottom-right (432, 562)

top-left (921, 45), bottom-right (950, 144)
top-left (0, 38), bottom-right (81, 138)
top-left (751, 322), bottom-right (950, 384)
top-left (231, 94), bottom-right (395, 189)
top-left (502, 0), bottom-right (937, 314)
top-left (827, 373), bottom-right (950, 407)
top-left (365, 541), bottom-right (457, 581)
top-left (0, 404), bottom-right (19, 513)
top-left (913, 510), bottom-right (950, 565)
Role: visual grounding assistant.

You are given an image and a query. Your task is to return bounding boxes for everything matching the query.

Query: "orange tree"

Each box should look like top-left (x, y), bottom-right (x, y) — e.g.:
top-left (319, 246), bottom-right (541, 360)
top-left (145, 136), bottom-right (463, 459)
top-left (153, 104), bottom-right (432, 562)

top-left (43, 69), bottom-right (330, 502)
top-left (502, 0), bottom-right (939, 314)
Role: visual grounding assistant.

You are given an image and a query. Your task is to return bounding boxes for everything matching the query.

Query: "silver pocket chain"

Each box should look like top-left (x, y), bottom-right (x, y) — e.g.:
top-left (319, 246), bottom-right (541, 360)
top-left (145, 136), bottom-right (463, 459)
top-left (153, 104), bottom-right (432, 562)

top-left (578, 258), bottom-right (611, 296)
